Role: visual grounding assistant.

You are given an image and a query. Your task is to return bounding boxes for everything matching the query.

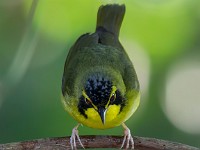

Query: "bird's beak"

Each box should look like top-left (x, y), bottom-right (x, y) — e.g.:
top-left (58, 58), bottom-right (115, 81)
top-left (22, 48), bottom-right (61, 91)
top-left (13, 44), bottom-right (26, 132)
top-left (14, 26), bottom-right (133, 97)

top-left (98, 107), bottom-right (107, 124)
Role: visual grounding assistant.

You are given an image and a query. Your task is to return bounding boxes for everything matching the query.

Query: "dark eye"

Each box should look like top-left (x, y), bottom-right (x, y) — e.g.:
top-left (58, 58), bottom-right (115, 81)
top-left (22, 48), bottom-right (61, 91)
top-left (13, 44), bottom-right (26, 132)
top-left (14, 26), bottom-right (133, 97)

top-left (85, 98), bottom-right (91, 105)
top-left (110, 93), bottom-right (116, 103)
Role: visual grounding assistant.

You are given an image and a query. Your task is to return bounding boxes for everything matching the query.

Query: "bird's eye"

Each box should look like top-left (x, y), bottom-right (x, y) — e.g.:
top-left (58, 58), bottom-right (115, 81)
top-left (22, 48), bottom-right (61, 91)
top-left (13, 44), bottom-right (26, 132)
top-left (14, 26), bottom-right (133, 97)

top-left (85, 98), bottom-right (91, 105)
top-left (110, 93), bottom-right (116, 103)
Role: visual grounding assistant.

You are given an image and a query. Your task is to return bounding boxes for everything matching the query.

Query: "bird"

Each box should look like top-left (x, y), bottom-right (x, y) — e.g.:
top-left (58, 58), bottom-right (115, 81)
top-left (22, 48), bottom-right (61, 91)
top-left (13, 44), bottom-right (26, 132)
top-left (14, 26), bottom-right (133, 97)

top-left (61, 4), bottom-right (140, 149)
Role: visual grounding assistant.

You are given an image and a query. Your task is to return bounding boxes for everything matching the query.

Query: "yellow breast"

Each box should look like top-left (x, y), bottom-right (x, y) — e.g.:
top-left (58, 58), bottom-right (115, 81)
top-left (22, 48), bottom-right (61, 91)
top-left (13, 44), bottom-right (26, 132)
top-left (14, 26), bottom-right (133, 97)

top-left (62, 90), bottom-right (140, 129)
top-left (84, 104), bottom-right (121, 129)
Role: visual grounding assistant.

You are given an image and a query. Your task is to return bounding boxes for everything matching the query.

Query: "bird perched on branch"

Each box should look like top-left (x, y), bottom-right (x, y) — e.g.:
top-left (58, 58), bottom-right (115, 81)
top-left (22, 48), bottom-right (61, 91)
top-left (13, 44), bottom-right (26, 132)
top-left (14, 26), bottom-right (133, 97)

top-left (61, 4), bottom-right (140, 149)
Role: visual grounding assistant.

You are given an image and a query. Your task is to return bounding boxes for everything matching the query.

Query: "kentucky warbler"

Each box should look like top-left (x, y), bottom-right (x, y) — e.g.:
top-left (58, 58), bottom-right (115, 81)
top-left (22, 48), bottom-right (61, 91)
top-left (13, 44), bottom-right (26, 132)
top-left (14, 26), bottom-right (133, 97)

top-left (61, 4), bottom-right (140, 149)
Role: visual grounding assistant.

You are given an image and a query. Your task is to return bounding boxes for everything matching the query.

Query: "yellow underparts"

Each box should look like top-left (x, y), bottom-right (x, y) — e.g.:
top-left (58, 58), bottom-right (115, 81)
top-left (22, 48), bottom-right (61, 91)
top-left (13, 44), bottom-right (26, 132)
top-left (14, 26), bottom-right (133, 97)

top-left (84, 104), bottom-right (121, 129)
top-left (62, 90), bottom-right (140, 129)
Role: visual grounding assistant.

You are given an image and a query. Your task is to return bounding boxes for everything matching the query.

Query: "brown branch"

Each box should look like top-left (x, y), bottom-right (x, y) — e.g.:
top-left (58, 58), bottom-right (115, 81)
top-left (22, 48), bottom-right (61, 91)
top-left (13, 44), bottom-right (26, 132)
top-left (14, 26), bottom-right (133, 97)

top-left (0, 136), bottom-right (199, 150)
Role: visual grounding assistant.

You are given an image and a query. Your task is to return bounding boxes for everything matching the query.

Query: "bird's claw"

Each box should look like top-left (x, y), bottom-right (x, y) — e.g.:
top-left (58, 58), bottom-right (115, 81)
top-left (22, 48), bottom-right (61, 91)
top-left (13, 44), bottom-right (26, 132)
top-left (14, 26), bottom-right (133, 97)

top-left (70, 124), bottom-right (85, 149)
top-left (121, 123), bottom-right (134, 149)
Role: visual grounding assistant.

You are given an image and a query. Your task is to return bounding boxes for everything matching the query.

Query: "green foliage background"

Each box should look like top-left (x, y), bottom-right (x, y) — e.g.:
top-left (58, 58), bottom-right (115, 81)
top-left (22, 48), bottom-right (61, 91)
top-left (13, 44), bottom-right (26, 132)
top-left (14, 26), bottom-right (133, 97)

top-left (0, 0), bottom-right (200, 148)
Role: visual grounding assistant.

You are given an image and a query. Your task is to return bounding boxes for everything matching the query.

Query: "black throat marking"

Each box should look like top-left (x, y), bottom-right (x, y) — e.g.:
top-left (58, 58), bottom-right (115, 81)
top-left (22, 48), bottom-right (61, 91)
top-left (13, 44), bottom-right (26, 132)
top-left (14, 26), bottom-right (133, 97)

top-left (85, 75), bottom-right (112, 106)
top-left (78, 75), bottom-right (126, 118)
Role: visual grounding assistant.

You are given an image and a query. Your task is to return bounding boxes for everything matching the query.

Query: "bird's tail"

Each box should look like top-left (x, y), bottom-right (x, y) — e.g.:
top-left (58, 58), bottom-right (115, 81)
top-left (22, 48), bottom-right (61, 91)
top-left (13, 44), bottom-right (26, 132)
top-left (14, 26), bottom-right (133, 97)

top-left (96, 4), bottom-right (125, 38)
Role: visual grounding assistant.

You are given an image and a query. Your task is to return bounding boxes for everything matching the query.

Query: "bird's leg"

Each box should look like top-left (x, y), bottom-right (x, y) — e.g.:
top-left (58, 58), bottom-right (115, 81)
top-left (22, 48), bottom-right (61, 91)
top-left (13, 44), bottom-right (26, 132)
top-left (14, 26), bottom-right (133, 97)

top-left (70, 123), bottom-right (85, 149)
top-left (121, 123), bottom-right (134, 149)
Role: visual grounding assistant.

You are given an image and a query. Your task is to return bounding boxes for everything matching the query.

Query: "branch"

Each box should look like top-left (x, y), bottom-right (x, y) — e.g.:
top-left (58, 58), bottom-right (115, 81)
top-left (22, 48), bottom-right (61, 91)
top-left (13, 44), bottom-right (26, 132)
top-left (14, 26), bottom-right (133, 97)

top-left (0, 136), bottom-right (199, 150)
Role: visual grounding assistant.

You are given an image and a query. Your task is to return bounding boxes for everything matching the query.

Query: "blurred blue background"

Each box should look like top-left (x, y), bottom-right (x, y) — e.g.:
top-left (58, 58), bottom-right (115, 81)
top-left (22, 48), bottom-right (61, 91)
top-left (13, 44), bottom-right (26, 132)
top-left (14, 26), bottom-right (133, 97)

top-left (0, 0), bottom-right (200, 148)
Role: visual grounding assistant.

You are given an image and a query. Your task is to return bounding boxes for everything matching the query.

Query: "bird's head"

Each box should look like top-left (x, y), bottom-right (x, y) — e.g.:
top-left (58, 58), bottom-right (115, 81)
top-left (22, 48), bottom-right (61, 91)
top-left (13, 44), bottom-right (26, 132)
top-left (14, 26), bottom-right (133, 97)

top-left (78, 74), bottom-right (125, 124)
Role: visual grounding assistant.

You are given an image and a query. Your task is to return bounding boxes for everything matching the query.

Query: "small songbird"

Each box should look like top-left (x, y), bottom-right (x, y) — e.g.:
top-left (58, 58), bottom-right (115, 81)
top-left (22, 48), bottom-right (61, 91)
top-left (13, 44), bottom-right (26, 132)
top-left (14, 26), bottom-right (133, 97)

top-left (61, 4), bottom-right (140, 149)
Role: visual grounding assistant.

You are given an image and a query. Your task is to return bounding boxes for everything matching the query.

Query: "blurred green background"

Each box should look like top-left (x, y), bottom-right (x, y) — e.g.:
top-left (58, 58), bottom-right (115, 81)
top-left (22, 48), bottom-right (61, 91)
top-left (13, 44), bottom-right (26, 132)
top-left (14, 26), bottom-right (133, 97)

top-left (0, 0), bottom-right (200, 148)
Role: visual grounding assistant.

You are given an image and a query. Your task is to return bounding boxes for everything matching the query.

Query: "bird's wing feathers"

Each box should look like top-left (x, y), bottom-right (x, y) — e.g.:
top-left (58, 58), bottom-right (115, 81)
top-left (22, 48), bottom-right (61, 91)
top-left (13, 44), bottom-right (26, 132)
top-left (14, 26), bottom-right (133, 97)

top-left (62, 33), bottom-right (99, 96)
top-left (62, 4), bottom-right (139, 96)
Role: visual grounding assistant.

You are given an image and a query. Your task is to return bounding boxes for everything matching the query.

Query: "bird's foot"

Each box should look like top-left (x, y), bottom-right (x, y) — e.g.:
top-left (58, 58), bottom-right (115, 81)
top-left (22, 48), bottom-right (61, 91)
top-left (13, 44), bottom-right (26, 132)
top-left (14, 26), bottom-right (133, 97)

top-left (70, 124), bottom-right (85, 150)
top-left (121, 123), bottom-right (134, 149)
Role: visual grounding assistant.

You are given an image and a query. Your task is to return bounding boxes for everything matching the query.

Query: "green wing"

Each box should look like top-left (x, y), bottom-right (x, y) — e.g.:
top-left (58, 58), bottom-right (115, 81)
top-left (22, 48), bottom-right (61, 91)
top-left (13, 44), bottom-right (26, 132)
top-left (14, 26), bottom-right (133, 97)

top-left (62, 4), bottom-right (139, 97)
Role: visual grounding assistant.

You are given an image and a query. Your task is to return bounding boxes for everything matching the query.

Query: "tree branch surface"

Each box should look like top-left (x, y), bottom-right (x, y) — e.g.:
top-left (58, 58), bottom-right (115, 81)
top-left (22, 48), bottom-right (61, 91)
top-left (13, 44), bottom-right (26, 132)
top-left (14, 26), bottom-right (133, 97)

top-left (0, 136), bottom-right (199, 150)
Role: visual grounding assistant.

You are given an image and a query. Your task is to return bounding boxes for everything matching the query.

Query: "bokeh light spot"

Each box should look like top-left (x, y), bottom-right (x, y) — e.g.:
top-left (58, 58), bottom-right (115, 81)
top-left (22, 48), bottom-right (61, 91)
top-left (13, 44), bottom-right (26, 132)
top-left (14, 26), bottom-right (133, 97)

top-left (164, 61), bottom-right (200, 134)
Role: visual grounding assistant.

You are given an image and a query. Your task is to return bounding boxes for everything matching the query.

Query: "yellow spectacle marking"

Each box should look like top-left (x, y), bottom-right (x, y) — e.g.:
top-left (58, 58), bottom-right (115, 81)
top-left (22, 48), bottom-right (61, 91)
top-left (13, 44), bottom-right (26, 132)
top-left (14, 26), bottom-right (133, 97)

top-left (82, 90), bottom-right (89, 99)
top-left (82, 90), bottom-right (97, 110)
top-left (105, 86), bottom-right (117, 108)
